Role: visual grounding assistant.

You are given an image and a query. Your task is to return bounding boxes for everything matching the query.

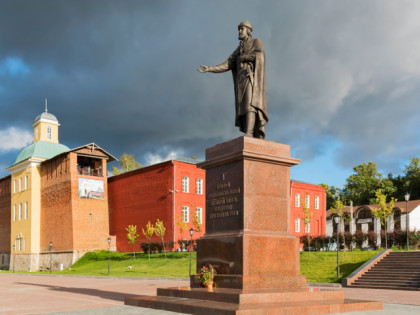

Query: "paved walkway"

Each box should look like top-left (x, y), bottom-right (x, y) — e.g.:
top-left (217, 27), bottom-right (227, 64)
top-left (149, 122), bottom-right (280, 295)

top-left (1, 273), bottom-right (420, 314)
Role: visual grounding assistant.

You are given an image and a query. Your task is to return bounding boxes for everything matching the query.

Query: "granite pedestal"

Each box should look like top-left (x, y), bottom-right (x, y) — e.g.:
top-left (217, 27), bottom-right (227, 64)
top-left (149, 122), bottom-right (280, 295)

top-left (125, 137), bottom-right (382, 314)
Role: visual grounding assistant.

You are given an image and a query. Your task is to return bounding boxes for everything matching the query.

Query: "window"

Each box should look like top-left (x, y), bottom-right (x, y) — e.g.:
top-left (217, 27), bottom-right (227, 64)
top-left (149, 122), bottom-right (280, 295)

top-left (295, 194), bottom-right (300, 207)
top-left (13, 180), bottom-right (16, 193)
top-left (196, 178), bottom-right (203, 194)
top-left (295, 218), bottom-right (300, 232)
top-left (305, 221), bottom-right (310, 233)
top-left (315, 196), bottom-right (319, 210)
top-left (196, 207), bottom-right (202, 224)
top-left (25, 176), bottom-right (28, 190)
top-left (13, 205), bottom-right (16, 221)
top-left (305, 195), bottom-right (310, 208)
top-left (47, 125), bottom-right (52, 139)
top-left (25, 202), bottom-right (28, 219)
top-left (36, 127), bottom-right (39, 140)
top-left (19, 203), bottom-right (22, 220)
top-left (182, 206), bottom-right (189, 223)
top-left (182, 177), bottom-right (189, 193)
top-left (19, 178), bottom-right (22, 192)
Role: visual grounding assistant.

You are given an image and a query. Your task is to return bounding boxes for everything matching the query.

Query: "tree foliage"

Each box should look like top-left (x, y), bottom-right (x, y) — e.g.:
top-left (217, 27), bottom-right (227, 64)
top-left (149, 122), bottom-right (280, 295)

top-left (112, 153), bottom-right (142, 175)
top-left (125, 225), bottom-right (139, 259)
top-left (343, 162), bottom-right (395, 205)
top-left (154, 219), bottom-right (167, 259)
top-left (142, 221), bottom-right (154, 259)
top-left (371, 189), bottom-right (396, 249)
top-left (320, 183), bottom-right (342, 210)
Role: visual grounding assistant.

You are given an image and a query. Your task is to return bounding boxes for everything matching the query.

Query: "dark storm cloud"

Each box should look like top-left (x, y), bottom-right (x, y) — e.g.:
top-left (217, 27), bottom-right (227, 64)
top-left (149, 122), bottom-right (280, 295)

top-left (1, 0), bottom-right (420, 178)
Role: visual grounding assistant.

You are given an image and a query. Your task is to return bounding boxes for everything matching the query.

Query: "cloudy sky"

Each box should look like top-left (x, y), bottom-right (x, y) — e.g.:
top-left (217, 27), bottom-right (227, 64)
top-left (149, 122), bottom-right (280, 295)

top-left (1, 0), bottom-right (420, 187)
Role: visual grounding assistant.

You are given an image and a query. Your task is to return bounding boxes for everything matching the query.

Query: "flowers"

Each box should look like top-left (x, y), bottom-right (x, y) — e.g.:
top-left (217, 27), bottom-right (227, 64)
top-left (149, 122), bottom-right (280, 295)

top-left (195, 264), bottom-right (216, 287)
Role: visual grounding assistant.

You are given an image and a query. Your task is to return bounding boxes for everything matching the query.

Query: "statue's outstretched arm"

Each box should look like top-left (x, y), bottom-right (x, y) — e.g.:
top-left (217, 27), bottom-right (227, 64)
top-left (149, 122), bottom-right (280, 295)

top-left (197, 60), bottom-right (230, 73)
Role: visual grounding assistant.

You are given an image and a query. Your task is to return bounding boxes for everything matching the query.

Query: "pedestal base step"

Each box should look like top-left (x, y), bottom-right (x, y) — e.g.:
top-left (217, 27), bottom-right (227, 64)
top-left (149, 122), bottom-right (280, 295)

top-left (125, 287), bottom-right (382, 315)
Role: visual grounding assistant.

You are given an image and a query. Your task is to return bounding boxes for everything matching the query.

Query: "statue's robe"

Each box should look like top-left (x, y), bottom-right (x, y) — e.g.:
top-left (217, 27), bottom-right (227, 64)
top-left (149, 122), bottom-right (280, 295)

top-left (210, 37), bottom-right (268, 138)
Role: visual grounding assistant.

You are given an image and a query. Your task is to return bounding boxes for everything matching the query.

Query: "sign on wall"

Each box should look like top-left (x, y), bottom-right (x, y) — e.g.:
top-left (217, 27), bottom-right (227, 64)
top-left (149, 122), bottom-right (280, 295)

top-left (78, 178), bottom-right (104, 200)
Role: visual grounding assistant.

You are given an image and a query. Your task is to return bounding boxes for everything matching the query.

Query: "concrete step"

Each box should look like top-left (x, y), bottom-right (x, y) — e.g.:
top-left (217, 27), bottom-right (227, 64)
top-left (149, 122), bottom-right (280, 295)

top-left (349, 284), bottom-right (420, 291)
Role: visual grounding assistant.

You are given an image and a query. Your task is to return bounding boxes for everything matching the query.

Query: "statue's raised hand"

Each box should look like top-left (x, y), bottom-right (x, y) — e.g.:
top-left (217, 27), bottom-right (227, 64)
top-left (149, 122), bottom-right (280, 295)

top-left (197, 65), bottom-right (210, 73)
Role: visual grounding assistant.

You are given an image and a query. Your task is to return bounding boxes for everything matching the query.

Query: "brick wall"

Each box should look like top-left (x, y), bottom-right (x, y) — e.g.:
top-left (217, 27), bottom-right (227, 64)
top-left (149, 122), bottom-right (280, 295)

top-left (0, 176), bottom-right (11, 253)
top-left (108, 160), bottom-right (206, 252)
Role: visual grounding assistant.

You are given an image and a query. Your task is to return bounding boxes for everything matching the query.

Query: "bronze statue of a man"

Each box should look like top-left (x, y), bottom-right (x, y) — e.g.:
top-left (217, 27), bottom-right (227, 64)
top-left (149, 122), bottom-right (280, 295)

top-left (198, 21), bottom-right (268, 139)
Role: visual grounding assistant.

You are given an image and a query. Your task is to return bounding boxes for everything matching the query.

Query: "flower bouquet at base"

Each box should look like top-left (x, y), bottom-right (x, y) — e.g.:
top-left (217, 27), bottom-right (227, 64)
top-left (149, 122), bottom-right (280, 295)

top-left (195, 264), bottom-right (216, 291)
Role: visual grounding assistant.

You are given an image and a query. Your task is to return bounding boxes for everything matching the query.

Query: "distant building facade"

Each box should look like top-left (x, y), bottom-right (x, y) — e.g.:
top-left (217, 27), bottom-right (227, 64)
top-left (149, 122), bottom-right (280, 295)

top-left (290, 180), bottom-right (326, 248)
top-left (108, 158), bottom-right (206, 252)
top-left (326, 200), bottom-right (420, 247)
top-left (0, 175), bottom-right (11, 269)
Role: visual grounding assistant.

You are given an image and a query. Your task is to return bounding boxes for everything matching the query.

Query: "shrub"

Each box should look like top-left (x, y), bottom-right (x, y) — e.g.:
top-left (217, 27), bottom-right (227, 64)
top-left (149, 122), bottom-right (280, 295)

top-left (367, 231), bottom-right (378, 250)
top-left (343, 232), bottom-right (354, 250)
top-left (311, 236), bottom-right (324, 251)
top-left (332, 232), bottom-right (344, 249)
top-left (354, 231), bottom-right (367, 250)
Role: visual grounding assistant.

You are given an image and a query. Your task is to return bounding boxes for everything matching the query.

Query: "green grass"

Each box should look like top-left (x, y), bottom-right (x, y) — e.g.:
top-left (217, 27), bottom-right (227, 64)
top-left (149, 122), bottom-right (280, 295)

top-left (300, 249), bottom-right (381, 283)
top-left (58, 251), bottom-right (197, 277)
top-left (4, 250), bottom-right (384, 283)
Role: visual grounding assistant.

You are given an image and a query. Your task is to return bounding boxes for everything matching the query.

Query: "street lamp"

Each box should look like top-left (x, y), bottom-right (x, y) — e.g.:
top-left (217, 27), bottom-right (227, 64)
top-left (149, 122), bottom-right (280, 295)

top-left (12, 244), bottom-right (15, 273)
top-left (49, 241), bottom-right (53, 274)
top-left (107, 237), bottom-right (111, 275)
top-left (333, 214), bottom-right (341, 277)
top-left (189, 228), bottom-right (194, 279)
top-left (405, 193), bottom-right (410, 251)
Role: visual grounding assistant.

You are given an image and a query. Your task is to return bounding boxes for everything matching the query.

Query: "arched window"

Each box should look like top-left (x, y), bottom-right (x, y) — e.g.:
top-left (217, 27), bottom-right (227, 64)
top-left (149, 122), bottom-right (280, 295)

top-left (356, 207), bottom-right (374, 232)
top-left (393, 209), bottom-right (401, 230)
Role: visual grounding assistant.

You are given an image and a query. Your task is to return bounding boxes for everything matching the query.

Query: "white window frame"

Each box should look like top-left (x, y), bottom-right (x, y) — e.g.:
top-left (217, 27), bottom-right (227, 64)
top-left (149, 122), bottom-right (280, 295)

top-left (19, 203), bottom-right (22, 220)
top-left (47, 125), bottom-right (52, 139)
top-left (295, 194), bottom-right (300, 207)
top-left (13, 205), bottom-right (16, 221)
top-left (25, 176), bottom-right (28, 190)
top-left (19, 178), bottom-right (22, 192)
top-left (182, 177), bottom-right (189, 193)
top-left (196, 207), bottom-right (202, 224)
top-left (305, 221), bottom-right (310, 233)
top-left (182, 206), bottom-right (189, 223)
top-left (25, 202), bottom-right (28, 219)
top-left (295, 218), bottom-right (300, 232)
top-left (13, 180), bottom-right (16, 193)
top-left (196, 178), bottom-right (203, 195)
top-left (36, 127), bottom-right (39, 140)
top-left (305, 195), bottom-right (310, 208)
top-left (315, 196), bottom-right (319, 210)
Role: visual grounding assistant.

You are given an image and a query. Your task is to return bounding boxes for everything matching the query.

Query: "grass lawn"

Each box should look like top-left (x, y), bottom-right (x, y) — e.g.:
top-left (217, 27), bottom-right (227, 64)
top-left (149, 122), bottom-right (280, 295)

top-left (5, 249), bottom-right (384, 283)
top-left (300, 249), bottom-right (381, 283)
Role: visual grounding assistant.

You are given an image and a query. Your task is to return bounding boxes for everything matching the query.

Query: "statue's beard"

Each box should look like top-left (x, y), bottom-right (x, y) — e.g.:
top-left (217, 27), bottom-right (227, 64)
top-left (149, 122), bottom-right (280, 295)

top-left (238, 34), bottom-right (248, 41)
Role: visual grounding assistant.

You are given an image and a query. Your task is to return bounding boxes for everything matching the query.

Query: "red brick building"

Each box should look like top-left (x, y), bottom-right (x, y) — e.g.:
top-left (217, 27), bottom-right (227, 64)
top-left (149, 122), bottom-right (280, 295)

top-left (108, 158), bottom-right (205, 252)
top-left (0, 175), bottom-right (11, 269)
top-left (40, 143), bottom-right (116, 259)
top-left (290, 180), bottom-right (326, 248)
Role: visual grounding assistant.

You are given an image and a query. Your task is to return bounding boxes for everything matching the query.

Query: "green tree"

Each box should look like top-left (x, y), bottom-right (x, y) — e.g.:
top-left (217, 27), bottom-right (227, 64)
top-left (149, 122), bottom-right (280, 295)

top-left (343, 162), bottom-right (395, 205)
top-left (125, 225), bottom-right (139, 259)
top-left (301, 194), bottom-right (313, 251)
top-left (154, 219), bottom-right (167, 259)
top-left (176, 214), bottom-right (188, 250)
top-left (320, 183), bottom-right (342, 210)
top-left (142, 221), bottom-right (154, 259)
top-left (112, 153), bottom-right (142, 175)
top-left (403, 157), bottom-right (420, 200)
top-left (371, 189), bottom-right (396, 249)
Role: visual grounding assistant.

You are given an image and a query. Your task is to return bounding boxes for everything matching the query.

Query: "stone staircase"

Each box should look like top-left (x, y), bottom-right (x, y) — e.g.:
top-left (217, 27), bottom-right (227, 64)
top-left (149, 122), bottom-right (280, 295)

top-left (350, 251), bottom-right (420, 290)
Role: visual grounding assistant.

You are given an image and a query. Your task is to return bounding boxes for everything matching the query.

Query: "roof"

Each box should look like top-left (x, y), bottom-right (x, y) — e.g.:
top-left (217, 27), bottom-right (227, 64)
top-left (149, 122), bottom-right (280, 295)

top-left (33, 111), bottom-right (59, 124)
top-left (12, 141), bottom-right (70, 166)
top-left (326, 199), bottom-right (420, 218)
top-left (171, 156), bottom-right (202, 165)
top-left (290, 179), bottom-right (324, 187)
top-left (68, 143), bottom-right (117, 162)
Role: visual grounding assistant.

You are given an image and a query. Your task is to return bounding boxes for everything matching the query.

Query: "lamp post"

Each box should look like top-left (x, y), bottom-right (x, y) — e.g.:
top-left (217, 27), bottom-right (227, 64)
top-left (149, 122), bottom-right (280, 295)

top-left (107, 237), bottom-right (111, 275)
top-left (334, 215), bottom-right (341, 277)
top-left (405, 193), bottom-right (410, 251)
top-left (189, 228), bottom-right (194, 279)
top-left (12, 244), bottom-right (15, 273)
top-left (49, 241), bottom-right (53, 275)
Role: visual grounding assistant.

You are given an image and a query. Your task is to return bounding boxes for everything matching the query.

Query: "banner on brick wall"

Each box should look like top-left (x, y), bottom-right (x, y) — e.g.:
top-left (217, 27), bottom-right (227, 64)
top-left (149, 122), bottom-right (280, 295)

top-left (78, 178), bottom-right (104, 200)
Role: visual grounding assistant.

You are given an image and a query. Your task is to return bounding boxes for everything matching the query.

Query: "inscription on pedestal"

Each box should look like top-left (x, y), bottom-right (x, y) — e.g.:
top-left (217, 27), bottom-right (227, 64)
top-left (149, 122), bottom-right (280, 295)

top-left (208, 182), bottom-right (240, 220)
top-left (205, 165), bottom-right (244, 233)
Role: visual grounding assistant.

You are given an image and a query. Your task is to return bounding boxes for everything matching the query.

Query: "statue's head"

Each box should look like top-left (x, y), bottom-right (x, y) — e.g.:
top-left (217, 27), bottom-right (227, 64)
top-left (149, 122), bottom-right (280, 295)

top-left (238, 21), bottom-right (252, 40)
